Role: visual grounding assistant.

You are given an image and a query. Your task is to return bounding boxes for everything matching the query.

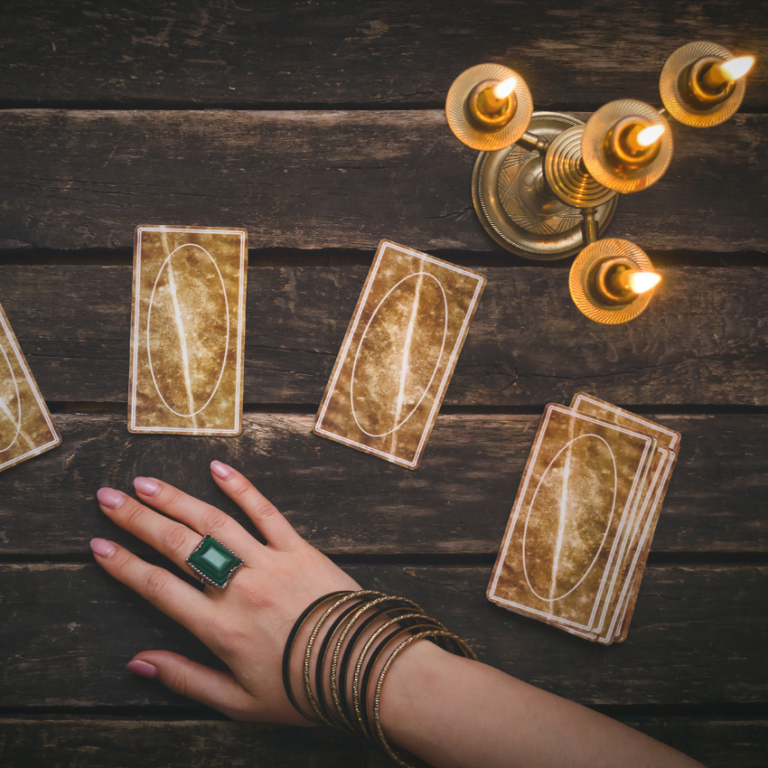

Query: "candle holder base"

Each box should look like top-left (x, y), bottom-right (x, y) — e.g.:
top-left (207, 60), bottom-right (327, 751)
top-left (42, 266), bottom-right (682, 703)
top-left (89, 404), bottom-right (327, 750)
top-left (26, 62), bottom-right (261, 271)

top-left (472, 112), bottom-right (618, 260)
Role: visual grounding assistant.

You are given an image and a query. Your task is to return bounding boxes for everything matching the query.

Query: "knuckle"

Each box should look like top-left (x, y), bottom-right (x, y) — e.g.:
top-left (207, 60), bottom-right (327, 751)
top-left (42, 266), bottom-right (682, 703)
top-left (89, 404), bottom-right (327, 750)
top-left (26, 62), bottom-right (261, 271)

top-left (145, 568), bottom-right (171, 600)
top-left (121, 501), bottom-right (146, 528)
top-left (202, 509), bottom-right (229, 535)
top-left (168, 666), bottom-right (188, 698)
top-left (252, 499), bottom-right (279, 520)
top-left (162, 524), bottom-right (190, 556)
top-left (111, 547), bottom-right (134, 571)
top-left (233, 581), bottom-right (271, 611)
top-left (228, 477), bottom-right (253, 501)
top-left (161, 486), bottom-right (184, 510)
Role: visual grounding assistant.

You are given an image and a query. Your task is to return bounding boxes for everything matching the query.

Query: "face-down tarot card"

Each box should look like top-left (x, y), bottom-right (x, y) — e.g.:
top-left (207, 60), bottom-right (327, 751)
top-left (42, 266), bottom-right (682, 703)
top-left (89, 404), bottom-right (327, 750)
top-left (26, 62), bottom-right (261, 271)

top-left (569, 393), bottom-right (679, 643)
top-left (314, 240), bottom-right (485, 469)
top-left (0, 302), bottom-right (60, 473)
top-left (487, 404), bottom-right (658, 637)
top-left (129, 225), bottom-right (248, 436)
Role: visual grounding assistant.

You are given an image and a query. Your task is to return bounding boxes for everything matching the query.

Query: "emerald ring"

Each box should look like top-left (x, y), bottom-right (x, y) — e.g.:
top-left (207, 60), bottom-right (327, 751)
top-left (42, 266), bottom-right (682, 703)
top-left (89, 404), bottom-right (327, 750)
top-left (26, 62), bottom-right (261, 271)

top-left (186, 534), bottom-right (244, 589)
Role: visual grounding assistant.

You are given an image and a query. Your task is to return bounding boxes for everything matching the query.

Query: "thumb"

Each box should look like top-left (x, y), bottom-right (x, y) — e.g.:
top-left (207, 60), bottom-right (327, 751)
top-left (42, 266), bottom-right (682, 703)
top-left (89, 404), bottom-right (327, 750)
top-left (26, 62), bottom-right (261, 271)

top-left (127, 650), bottom-right (256, 720)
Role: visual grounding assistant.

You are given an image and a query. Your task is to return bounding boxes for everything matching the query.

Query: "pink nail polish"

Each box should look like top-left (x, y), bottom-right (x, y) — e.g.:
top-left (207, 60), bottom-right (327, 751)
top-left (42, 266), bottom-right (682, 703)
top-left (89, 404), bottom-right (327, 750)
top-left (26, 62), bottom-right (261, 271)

top-left (126, 659), bottom-right (158, 679)
top-left (210, 460), bottom-right (232, 480)
top-left (90, 538), bottom-right (116, 558)
top-left (97, 487), bottom-right (124, 509)
top-left (134, 476), bottom-right (160, 496)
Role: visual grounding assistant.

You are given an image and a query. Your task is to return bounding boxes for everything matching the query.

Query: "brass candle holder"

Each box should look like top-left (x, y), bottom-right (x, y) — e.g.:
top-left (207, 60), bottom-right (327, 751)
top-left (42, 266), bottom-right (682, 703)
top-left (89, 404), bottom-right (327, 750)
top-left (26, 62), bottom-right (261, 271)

top-left (445, 41), bottom-right (755, 323)
top-left (569, 239), bottom-right (660, 325)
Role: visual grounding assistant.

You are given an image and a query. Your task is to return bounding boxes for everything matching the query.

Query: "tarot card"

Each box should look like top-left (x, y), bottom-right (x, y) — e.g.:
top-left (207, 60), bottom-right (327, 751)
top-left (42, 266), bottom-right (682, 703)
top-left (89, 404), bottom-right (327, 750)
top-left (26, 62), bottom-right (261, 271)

top-left (570, 393), bottom-right (680, 642)
top-left (571, 393), bottom-right (680, 452)
top-left (314, 241), bottom-right (485, 469)
top-left (564, 447), bottom-right (673, 644)
top-left (129, 225), bottom-right (248, 435)
top-left (0, 302), bottom-right (60, 473)
top-left (613, 447), bottom-right (677, 642)
top-left (487, 404), bottom-right (655, 634)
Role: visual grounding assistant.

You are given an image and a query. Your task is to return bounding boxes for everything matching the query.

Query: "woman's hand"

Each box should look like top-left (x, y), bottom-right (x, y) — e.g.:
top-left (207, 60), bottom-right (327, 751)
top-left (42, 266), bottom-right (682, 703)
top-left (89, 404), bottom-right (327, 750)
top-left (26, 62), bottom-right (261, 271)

top-left (91, 460), bottom-right (361, 725)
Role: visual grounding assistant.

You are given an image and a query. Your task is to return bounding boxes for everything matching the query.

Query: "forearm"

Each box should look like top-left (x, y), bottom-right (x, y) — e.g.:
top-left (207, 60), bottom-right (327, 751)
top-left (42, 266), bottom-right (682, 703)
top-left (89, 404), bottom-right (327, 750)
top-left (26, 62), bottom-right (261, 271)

top-left (381, 640), bottom-right (703, 768)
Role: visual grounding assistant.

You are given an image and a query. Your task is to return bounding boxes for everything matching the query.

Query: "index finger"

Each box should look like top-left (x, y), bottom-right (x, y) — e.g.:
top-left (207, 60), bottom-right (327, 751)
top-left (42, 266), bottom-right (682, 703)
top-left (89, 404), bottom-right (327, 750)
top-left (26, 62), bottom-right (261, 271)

top-left (132, 476), bottom-right (262, 559)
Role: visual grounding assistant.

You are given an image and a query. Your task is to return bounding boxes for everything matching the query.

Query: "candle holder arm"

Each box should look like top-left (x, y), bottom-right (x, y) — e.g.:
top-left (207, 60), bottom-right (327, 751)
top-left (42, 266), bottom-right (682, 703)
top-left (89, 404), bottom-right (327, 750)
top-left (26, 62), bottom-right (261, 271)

top-left (516, 131), bottom-right (550, 154)
top-left (580, 207), bottom-right (599, 246)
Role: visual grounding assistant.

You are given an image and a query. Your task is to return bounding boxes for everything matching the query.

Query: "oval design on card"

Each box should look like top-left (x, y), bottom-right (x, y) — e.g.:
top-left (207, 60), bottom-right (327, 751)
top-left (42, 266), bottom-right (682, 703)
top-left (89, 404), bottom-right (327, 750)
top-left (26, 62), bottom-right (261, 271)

top-left (147, 244), bottom-right (230, 418)
top-left (0, 341), bottom-right (22, 453)
top-left (522, 434), bottom-right (617, 602)
top-left (350, 272), bottom-right (448, 438)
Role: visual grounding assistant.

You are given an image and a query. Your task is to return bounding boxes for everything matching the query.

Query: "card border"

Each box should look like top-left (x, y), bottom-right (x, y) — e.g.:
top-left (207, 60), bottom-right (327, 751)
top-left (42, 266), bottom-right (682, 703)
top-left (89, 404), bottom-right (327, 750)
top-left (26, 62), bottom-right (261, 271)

top-left (571, 392), bottom-right (680, 451)
top-left (128, 225), bottom-right (248, 436)
top-left (600, 447), bottom-right (674, 643)
top-left (0, 302), bottom-right (61, 472)
top-left (314, 240), bottom-right (486, 469)
top-left (565, 447), bottom-right (672, 643)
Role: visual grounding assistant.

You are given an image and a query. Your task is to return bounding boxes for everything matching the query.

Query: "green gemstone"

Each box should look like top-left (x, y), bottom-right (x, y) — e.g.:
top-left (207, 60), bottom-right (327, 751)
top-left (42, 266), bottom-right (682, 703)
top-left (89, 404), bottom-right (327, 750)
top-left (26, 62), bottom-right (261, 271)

top-left (186, 535), bottom-right (243, 588)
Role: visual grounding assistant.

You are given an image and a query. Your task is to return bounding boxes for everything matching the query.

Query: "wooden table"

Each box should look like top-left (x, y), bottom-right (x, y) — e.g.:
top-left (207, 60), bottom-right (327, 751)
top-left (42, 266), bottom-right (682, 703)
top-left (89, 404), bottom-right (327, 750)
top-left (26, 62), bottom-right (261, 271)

top-left (0, 2), bottom-right (766, 765)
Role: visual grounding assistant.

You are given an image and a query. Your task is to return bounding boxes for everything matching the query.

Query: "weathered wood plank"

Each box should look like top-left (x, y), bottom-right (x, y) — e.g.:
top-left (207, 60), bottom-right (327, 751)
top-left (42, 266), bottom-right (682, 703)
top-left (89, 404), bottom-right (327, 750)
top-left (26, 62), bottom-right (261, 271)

top-left (0, 1), bottom-right (765, 110)
top-left (2, 265), bottom-right (768, 407)
top-left (0, 719), bottom-right (368, 768)
top-left (1, 717), bottom-right (765, 768)
top-left (0, 412), bottom-right (765, 556)
top-left (0, 111), bottom-right (765, 253)
top-left (0, 564), bottom-right (765, 708)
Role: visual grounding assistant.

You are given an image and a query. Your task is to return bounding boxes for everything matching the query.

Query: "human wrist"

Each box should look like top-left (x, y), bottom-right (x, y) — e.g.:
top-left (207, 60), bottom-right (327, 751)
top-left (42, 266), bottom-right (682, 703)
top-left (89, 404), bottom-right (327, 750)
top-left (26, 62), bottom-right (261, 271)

top-left (377, 635), bottom-right (460, 754)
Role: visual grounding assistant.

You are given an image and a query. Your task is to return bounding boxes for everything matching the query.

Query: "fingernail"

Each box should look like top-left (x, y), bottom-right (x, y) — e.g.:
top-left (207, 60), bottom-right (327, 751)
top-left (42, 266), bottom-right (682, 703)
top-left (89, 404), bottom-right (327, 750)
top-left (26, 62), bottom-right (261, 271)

top-left (134, 476), bottom-right (160, 496)
top-left (90, 538), bottom-right (116, 558)
top-left (126, 659), bottom-right (158, 679)
top-left (210, 460), bottom-right (232, 480)
top-left (97, 487), bottom-right (125, 510)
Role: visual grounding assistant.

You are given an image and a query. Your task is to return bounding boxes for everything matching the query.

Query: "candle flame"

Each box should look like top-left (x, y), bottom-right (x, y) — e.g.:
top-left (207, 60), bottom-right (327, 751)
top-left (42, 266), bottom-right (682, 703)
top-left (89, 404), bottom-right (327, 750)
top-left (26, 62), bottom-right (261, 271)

top-left (719, 55), bottom-right (755, 81)
top-left (493, 77), bottom-right (517, 100)
top-left (636, 124), bottom-right (665, 148)
top-left (627, 271), bottom-right (661, 294)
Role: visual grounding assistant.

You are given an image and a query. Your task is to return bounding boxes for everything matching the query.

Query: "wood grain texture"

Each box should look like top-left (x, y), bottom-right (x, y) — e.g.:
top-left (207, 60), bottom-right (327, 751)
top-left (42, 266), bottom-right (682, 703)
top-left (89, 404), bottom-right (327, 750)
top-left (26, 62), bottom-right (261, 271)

top-left (0, 110), bottom-right (766, 253)
top-left (0, 1), bottom-right (765, 110)
top-left (1, 717), bottom-right (765, 768)
top-left (0, 563), bottom-right (765, 708)
top-left (3, 264), bottom-right (768, 407)
top-left (0, 412), bottom-right (764, 556)
top-left (0, 719), bottom-right (371, 768)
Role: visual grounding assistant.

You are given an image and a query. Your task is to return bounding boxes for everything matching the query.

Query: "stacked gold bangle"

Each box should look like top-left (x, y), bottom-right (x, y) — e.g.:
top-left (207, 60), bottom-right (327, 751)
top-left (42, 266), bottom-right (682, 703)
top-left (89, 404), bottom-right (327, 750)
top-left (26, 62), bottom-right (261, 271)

top-left (282, 589), bottom-right (477, 767)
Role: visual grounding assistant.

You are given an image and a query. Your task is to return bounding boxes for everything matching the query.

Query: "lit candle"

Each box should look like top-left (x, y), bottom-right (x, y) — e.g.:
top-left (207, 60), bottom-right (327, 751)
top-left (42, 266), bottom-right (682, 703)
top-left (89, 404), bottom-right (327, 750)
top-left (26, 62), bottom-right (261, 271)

top-left (478, 76), bottom-right (517, 116)
top-left (609, 268), bottom-right (661, 296)
top-left (604, 117), bottom-right (665, 170)
top-left (466, 75), bottom-right (518, 132)
top-left (703, 55), bottom-right (755, 89)
top-left (634, 124), bottom-right (665, 149)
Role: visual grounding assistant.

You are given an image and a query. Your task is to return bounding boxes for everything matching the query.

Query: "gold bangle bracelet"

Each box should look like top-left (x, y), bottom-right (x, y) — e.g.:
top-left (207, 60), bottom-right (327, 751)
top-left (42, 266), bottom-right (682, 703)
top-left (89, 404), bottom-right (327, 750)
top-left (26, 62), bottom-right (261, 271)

top-left (355, 617), bottom-right (448, 742)
top-left (351, 613), bottom-right (446, 738)
top-left (330, 596), bottom-right (424, 731)
top-left (281, 590), bottom-right (352, 723)
top-left (302, 590), bottom-right (385, 725)
top-left (372, 629), bottom-right (478, 768)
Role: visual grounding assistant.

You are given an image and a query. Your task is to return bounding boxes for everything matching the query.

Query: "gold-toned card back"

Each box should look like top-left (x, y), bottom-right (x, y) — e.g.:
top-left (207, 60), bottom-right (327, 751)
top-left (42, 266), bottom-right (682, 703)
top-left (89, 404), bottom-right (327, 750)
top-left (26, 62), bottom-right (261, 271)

top-left (128, 226), bottom-right (248, 435)
top-left (571, 392), bottom-right (680, 451)
top-left (487, 404), bottom-right (655, 632)
top-left (570, 393), bottom-right (680, 642)
top-left (0, 302), bottom-right (60, 472)
top-left (314, 241), bottom-right (485, 469)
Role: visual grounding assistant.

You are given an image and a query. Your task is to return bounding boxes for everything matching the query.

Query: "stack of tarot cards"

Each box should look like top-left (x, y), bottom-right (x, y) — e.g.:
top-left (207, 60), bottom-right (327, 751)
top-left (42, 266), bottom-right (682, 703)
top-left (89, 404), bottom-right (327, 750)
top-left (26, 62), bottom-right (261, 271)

top-left (487, 393), bottom-right (680, 645)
